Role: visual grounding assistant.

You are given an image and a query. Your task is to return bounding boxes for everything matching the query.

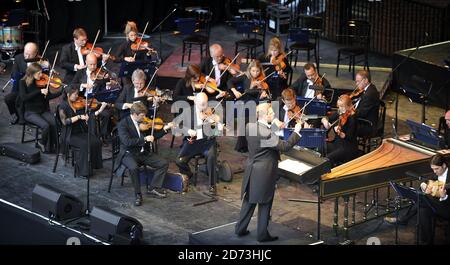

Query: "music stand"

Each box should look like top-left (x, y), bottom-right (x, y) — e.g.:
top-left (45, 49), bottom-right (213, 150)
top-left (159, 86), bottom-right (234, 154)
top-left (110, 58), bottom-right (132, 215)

top-left (119, 61), bottom-right (156, 78)
top-left (400, 75), bottom-right (433, 123)
top-left (390, 181), bottom-right (436, 245)
top-left (297, 96), bottom-right (328, 116)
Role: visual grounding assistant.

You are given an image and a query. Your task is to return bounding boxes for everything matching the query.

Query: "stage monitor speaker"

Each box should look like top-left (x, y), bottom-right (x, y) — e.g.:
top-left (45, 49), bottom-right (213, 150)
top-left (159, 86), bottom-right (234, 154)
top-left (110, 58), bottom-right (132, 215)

top-left (31, 184), bottom-right (84, 221)
top-left (89, 206), bottom-right (144, 245)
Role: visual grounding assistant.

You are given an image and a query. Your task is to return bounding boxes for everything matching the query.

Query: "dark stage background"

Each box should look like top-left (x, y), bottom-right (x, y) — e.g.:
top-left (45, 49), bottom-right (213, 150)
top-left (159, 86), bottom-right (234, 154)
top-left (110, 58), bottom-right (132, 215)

top-left (0, 0), bottom-right (265, 44)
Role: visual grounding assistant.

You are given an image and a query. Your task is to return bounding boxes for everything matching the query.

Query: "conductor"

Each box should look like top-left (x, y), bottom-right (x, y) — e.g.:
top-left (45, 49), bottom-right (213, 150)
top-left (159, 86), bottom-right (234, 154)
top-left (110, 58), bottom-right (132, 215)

top-left (235, 102), bottom-right (302, 242)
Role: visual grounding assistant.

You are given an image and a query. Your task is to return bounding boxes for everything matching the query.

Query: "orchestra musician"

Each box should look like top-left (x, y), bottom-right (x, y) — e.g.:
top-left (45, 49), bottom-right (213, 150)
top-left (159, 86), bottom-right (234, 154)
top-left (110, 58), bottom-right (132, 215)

top-left (279, 88), bottom-right (312, 130)
top-left (58, 85), bottom-right (106, 177)
top-left (321, 94), bottom-right (358, 167)
top-left (71, 53), bottom-right (114, 142)
top-left (227, 60), bottom-right (271, 152)
top-left (175, 92), bottom-right (223, 195)
top-left (258, 37), bottom-right (292, 99)
top-left (290, 63), bottom-right (331, 101)
top-left (60, 28), bottom-right (108, 84)
top-left (4, 42), bottom-right (43, 125)
top-left (199, 44), bottom-right (232, 100)
top-left (173, 64), bottom-right (201, 105)
top-left (115, 69), bottom-right (157, 119)
top-left (114, 102), bottom-right (174, 206)
top-left (18, 63), bottom-right (58, 153)
top-left (385, 154), bottom-right (449, 245)
top-left (352, 70), bottom-right (380, 137)
top-left (113, 21), bottom-right (154, 64)
top-left (235, 102), bottom-right (302, 242)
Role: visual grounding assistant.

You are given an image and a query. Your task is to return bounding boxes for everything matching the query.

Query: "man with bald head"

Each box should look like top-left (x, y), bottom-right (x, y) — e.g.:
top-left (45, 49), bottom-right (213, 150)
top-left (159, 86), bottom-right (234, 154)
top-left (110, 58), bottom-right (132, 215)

top-left (4, 42), bottom-right (40, 124)
top-left (175, 92), bottom-right (223, 195)
top-left (71, 53), bottom-right (113, 141)
top-left (199, 43), bottom-right (233, 100)
top-left (444, 110), bottom-right (450, 148)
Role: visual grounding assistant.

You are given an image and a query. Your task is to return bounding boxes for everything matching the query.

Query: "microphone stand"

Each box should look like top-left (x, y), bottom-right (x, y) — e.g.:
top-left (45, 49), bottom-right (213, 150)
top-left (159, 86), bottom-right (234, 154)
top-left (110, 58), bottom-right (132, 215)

top-left (151, 8), bottom-right (177, 62)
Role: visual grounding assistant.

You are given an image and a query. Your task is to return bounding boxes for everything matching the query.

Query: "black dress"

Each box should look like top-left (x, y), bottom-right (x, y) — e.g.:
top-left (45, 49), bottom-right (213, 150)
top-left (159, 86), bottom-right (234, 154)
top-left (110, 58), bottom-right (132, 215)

top-left (326, 113), bottom-right (359, 167)
top-left (59, 101), bottom-right (103, 177)
top-left (19, 80), bottom-right (58, 152)
top-left (258, 54), bottom-right (292, 100)
top-left (173, 79), bottom-right (195, 104)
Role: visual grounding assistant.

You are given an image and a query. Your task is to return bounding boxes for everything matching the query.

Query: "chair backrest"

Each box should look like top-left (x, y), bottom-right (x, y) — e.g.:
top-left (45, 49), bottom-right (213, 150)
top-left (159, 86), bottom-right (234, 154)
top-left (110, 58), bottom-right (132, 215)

top-left (54, 104), bottom-right (63, 135)
top-left (111, 127), bottom-right (120, 157)
top-left (235, 18), bottom-right (265, 39)
top-left (288, 28), bottom-right (310, 44)
top-left (341, 19), bottom-right (371, 48)
top-left (438, 116), bottom-right (446, 134)
top-left (375, 100), bottom-right (386, 137)
top-left (175, 18), bottom-right (197, 35)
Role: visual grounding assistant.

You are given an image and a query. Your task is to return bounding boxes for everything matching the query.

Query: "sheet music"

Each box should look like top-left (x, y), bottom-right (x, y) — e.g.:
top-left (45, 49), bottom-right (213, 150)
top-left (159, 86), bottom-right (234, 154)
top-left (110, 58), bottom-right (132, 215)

top-left (278, 159), bottom-right (312, 175)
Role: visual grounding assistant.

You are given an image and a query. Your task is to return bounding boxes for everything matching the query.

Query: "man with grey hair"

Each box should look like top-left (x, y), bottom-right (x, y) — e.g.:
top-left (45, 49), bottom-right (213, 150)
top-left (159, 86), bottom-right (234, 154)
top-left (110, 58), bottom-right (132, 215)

top-left (115, 69), bottom-right (157, 119)
top-left (235, 102), bottom-right (302, 242)
top-left (5, 42), bottom-right (42, 124)
top-left (199, 43), bottom-right (233, 100)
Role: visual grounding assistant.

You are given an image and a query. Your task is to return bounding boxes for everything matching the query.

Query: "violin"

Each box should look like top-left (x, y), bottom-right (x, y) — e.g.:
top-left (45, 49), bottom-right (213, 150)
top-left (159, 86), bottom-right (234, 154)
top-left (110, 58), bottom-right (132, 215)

top-left (131, 37), bottom-right (157, 54)
top-left (193, 74), bottom-right (228, 96)
top-left (251, 74), bottom-right (269, 90)
top-left (219, 57), bottom-right (243, 76)
top-left (271, 54), bottom-right (287, 73)
top-left (334, 108), bottom-right (355, 135)
top-left (81, 43), bottom-right (116, 61)
top-left (90, 67), bottom-right (110, 81)
top-left (287, 105), bottom-right (303, 124)
top-left (139, 116), bottom-right (165, 131)
top-left (36, 73), bottom-right (67, 92)
top-left (349, 87), bottom-right (364, 99)
top-left (71, 96), bottom-right (100, 111)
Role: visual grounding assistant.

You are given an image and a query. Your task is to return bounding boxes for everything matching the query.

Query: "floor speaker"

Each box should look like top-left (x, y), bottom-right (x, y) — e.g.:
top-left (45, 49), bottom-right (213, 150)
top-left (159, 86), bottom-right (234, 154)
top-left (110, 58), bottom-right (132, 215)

top-left (31, 184), bottom-right (84, 221)
top-left (89, 206), bottom-right (143, 245)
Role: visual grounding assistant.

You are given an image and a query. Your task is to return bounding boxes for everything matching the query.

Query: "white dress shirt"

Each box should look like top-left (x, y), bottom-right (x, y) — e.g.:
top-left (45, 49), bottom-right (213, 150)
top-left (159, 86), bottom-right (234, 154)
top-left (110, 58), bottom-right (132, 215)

top-left (195, 106), bottom-right (204, 140)
top-left (211, 59), bottom-right (221, 87)
top-left (131, 115), bottom-right (144, 152)
top-left (74, 44), bottom-right (85, 71)
top-left (354, 84), bottom-right (370, 109)
top-left (304, 79), bottom-right (315, 99)
top-left (81, 69), bottom-right (95, 97)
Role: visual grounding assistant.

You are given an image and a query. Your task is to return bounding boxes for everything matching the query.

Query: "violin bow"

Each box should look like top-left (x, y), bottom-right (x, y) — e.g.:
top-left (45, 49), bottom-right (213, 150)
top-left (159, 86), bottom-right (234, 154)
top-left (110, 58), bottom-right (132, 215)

top-left (133, 21), bottom-right (149, 60)
top-left (200, 66), bottom-right (216, 94)
top-left (90, 29), bottom-right (101, 54)
top-left (218, 53), bottom-right (240, 80)
top-left (41, 40), bottom-right (50, 60)
top-left (287, 95), bottom-right (316, 123)
top-left (45, 51), bottom-right (59, 93)
top-left (142, 66), bottom-right (160, 97)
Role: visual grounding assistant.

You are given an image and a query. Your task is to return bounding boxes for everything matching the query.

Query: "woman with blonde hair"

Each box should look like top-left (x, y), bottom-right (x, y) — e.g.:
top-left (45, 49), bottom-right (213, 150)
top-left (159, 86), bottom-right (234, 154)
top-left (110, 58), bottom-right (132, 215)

top-left (258, 37), bottom-right (292, 99)
top-left (18, 63), bottom-right (59, 153)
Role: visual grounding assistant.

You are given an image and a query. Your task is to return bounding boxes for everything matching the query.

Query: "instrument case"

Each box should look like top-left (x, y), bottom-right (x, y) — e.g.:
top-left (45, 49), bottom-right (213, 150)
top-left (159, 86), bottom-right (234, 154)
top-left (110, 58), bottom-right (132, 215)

top-left (0, 143), bottom-right (40, 164)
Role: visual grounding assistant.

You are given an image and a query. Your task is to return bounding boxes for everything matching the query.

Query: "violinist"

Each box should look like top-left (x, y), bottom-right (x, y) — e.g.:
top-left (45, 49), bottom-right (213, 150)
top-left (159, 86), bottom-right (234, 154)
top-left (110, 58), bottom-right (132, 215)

top-left (60, 28), bottom-right (108, 84)
top-left (113, 21), bottom-right (154, 63)
top-left (115, 69), bottom-right (158, 119)
top-left (199, 44), bottom-right (232, 100)
top-left (175, 92), bottom-right (223, 195)
top-left (173, 64), bottom-right (200, 104)
top-left (58, 86), bottom-right (105, 178)
top-left (71, 53), bottom-right (113, 142)
top-left (5, 42), bottom-right (42, 125)
top-left (18, 63), bottom-right (58, 153)
top-left (444, 110), bottom-right (450, 148)
top-left (258, 37), bottom-right (292, 99)
top-left (279, 88), bottom-right (308, 129)
top-left (352, 70), bottom-right (380, 137)
top-left (321, 94), bottom-right (358, 167)
top-left (290, 63), bottom-right (331, 100)
top-left (227, 60), bottom-right (270, 101)
top-left (114, 102), bottom-right (172, 206)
